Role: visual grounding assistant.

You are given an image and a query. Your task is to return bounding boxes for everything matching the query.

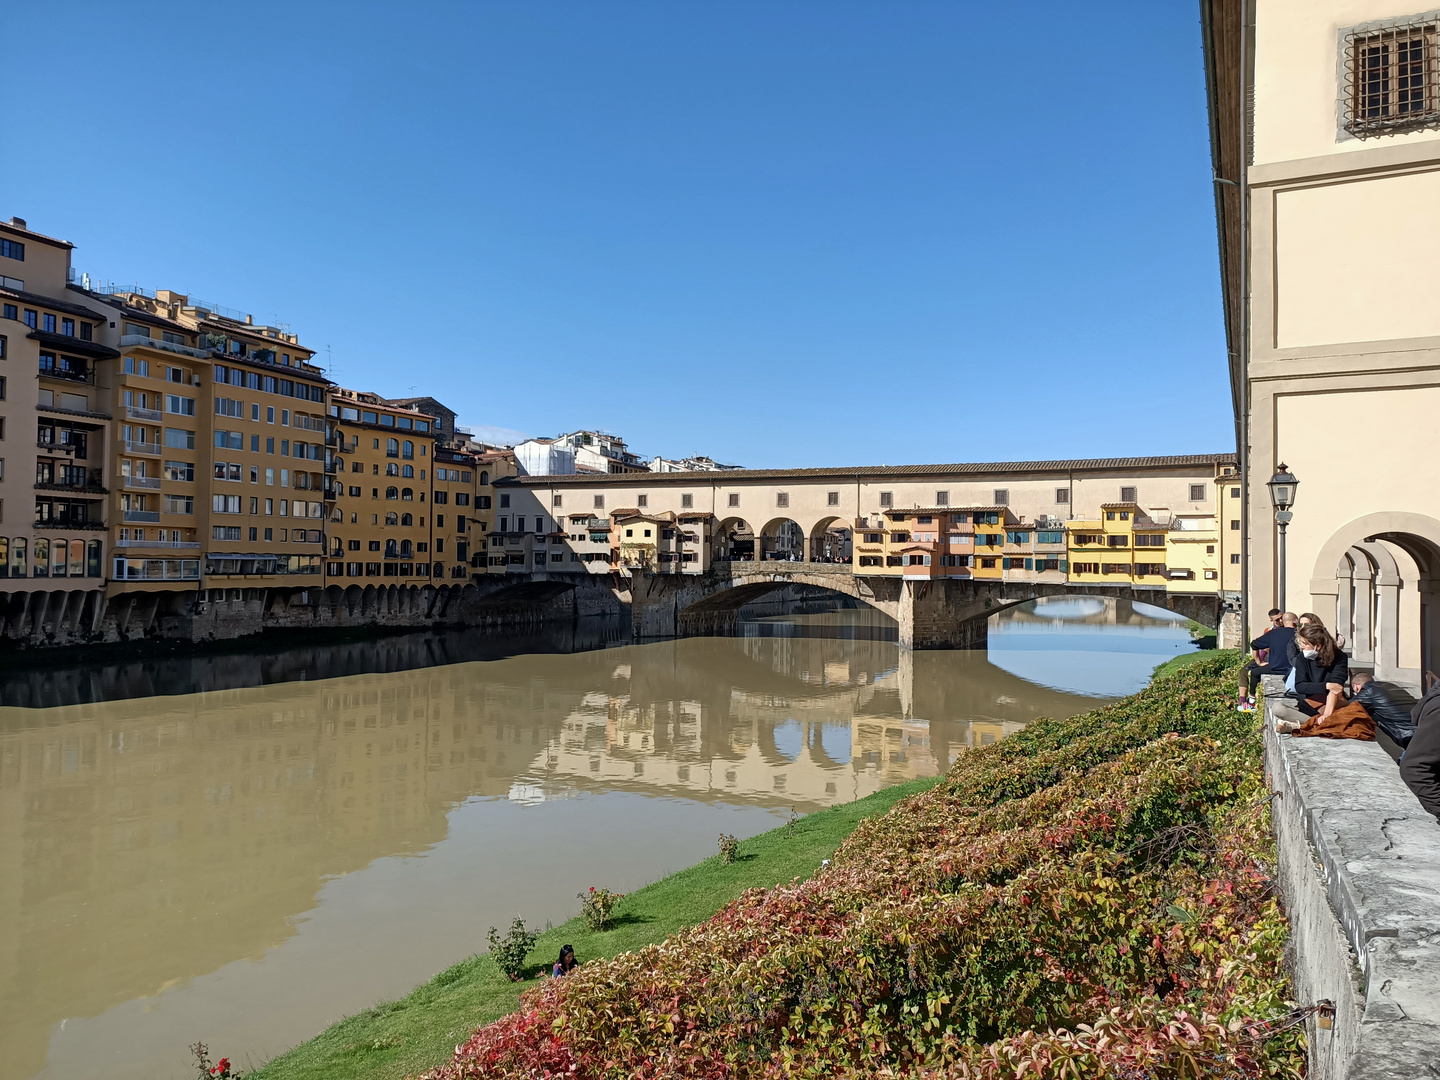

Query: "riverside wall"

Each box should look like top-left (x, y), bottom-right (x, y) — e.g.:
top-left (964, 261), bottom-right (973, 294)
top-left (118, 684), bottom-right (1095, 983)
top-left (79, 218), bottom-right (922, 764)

top-left (1262, 675), bottom-right (1440, 1080)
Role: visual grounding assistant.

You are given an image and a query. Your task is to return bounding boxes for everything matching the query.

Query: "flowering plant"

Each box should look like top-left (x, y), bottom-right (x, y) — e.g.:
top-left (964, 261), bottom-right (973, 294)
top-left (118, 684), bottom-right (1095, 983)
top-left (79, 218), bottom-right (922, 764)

top-left (190, 1042), bottom-right (241, 1079)
top-left (577, 886), bottom-right (624, 931)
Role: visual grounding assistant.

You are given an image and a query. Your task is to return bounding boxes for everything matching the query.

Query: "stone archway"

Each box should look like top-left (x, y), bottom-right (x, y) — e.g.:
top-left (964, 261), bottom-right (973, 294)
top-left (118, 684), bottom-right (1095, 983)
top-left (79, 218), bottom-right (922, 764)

top-left (808, 515), bottom-right (852, 564)
top-left (714, 517), bottom-right (755, 562)
top-left (1311, 512), bottom-right (1440, 689)
top-left (758, 517), bottom-right (805, 563)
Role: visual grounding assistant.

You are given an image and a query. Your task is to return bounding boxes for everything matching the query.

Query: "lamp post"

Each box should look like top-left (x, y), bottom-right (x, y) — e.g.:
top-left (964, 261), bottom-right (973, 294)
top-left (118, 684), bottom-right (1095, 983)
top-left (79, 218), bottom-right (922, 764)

top-left (1266, 464), bottom-right (1299, 611)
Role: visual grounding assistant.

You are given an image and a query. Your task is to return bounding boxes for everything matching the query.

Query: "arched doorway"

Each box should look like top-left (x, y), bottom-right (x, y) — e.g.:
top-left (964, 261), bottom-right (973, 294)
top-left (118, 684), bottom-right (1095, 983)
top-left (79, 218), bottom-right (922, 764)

top-left (808, 516), bottom-right (852, 564)
top-left (759, 518), bottom-right (805, 562)
top-left (715, 517), bottom-right (755, 562)
top-left (1312, 513), bottom-right (1440, 690)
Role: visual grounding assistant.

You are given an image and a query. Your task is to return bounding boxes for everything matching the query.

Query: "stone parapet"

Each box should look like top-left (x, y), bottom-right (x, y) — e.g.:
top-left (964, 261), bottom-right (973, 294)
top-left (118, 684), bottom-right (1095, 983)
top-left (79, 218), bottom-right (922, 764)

top-left (1262, 675), bottom-right (1440, 1079)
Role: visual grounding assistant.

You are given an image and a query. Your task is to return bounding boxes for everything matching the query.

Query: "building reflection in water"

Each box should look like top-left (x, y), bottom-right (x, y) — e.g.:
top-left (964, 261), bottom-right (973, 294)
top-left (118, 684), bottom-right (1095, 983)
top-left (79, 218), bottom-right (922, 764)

top-left (0, 607), bottom-right (1162, 1080)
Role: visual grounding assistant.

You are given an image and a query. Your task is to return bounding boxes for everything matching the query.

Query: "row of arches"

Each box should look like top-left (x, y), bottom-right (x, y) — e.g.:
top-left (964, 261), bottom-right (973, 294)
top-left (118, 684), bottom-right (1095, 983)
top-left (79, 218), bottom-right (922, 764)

top-left (713, 516), bottom-right (853, 563)
top-left (1313, 513), bottom-right (1440, 689)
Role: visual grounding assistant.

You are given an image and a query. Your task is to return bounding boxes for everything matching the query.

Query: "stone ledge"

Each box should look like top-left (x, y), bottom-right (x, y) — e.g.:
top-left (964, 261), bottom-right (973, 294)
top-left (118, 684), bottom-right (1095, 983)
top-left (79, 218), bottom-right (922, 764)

top-left (1262, 675), bottom-right (1440, 1079)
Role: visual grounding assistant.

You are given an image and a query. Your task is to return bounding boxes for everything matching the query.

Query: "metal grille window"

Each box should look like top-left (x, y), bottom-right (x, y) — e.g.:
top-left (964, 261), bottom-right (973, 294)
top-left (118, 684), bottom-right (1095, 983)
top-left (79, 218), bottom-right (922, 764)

top-left (1120, 486), bottom-right (1137, 502)
top-left (993, 489), bottom-right (1009, 505)
top-left (1344, 17), bottom-right (1440, 137)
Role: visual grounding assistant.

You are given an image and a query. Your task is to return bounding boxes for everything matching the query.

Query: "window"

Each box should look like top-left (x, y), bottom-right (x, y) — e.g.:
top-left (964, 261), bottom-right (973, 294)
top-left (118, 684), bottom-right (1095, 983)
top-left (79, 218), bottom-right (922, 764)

top-left (212, 495), bottom-right (242, 513)
top-left (637, 494), bottom-right (648, 508)
top-left (61, 318), bottom-right (74, 337)
top-left (1206, 544), bottom-right (1216, 554)
top-left (0, 238), bottom-right (24, 261)
top-left (993, 489), bottom-right (1009, 505)
top-left (163, 494), bottom-right (194, 514)
top-left (1120, 486), bottom-right (1137, 503)
top-left (1230, 486), bottom-right (1241, 498)
top-left (402, 440), bottom-right (414, 458)
top-left (386, 486), bottom-right (398, 499)
top-left (386, 438), bottom-right (399, 457)
top-left (1073, 562), bottom-right (1100, 574)
top-left (24, 309), bottom-right (37, 328)
top-left (879, 491), bottom-right (893, 508)
top-left (681, 493), bottom-right (694, 509)
top-left (164, 460), bottom-right (194, 482)
top-left (164, 427), bottom-right (196, 450)
top-left (2, 304), bottom-right (13, 320)
top-left (1189, 484), bottom-right (1207, 502)
top-left (552, 494), bottom-right (563, 507)
top-left (776, 492), bottom-right (789, 508)
top-left (935, 490), bottom-right (948, 506)
top-left (1231, 553), bottom-right (1242, 564)
top-left (593, 495), bottom-right (604, 509)
top-left (43, 313), bottom-right (56, 333)
top-left (213, 429), bottom-right (242, 450)
top-left (1231, 519), bottom-right (1241, 530)
top-left (728, 492), bottom-right (740, 508)
top-left (1204, 569), bottom-right (1218, 580)
top-left (1345, 18), bottom-right (1440, 138)
top-left (215, 397), bottom-right (244, 417)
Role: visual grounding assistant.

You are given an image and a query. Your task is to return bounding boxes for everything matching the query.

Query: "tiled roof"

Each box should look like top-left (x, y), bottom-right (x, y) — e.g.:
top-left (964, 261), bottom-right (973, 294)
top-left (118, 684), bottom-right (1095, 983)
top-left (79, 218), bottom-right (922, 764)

top-left (499, 454), bottom-right (1235, 486)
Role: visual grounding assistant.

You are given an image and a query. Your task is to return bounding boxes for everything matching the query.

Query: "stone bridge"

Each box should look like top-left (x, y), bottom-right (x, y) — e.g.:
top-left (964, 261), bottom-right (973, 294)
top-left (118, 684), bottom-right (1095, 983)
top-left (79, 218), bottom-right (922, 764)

top-left (628, 562), bottom-right (1222, 649)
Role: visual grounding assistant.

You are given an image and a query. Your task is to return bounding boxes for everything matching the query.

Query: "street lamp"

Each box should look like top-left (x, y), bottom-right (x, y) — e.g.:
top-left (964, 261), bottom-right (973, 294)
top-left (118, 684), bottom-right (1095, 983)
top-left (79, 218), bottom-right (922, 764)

top-left (1266, 464), bottom-right (1299, 611)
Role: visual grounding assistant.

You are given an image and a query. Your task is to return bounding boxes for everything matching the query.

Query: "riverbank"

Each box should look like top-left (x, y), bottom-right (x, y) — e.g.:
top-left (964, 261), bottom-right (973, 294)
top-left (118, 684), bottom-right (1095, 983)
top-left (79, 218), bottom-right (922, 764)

top-left (248, 776), bottom-right (940, 1080)
top-left (1151, 646), bottom-right (1237, 681)
top-left (418, 652), bottom-right (1302, 1078)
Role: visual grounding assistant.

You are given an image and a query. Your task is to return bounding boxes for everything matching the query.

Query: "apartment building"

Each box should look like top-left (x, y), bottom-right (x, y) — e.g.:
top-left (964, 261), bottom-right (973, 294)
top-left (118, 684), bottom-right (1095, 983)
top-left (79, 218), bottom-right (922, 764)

top-left (515, 429), bottom-right (650, 476)
top-left (0, 217), bottom-right (110, 610)
top-left (327, 389), bottom-right (438, 584)
top-left (852, 507), bottom-right (984, 578)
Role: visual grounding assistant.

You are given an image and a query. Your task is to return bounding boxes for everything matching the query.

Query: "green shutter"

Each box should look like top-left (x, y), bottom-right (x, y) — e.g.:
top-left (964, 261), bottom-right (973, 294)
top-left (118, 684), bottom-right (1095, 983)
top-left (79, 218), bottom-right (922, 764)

top-left (1060, 559), bottom-right (1068, 573)
top-left (1025, 558), bottom-right (1033, 570)
top-left (1001, 557), bottom-right (1010, 570)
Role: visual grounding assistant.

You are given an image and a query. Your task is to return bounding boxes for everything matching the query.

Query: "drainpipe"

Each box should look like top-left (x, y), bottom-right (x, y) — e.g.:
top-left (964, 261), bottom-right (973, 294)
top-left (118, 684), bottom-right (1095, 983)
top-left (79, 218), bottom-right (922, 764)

top-left (1239, 0), bottom-right (1253, 641)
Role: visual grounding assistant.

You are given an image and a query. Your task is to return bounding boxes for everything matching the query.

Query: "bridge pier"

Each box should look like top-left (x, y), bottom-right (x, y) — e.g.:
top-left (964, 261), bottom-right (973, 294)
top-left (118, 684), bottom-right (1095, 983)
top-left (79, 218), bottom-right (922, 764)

top-left (898, 578), bottom-right (997, 650)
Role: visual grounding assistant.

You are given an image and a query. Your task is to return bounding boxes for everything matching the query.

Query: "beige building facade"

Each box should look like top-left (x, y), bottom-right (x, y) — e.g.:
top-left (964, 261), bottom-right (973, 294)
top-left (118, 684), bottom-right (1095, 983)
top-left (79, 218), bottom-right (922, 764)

top-left (1205, 0), bottom-right (1440, 686)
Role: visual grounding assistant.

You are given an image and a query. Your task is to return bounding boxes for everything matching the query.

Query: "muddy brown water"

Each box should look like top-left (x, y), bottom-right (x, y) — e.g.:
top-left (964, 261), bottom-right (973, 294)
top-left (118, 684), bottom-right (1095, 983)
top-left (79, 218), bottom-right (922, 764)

top-left (0, 600), bottom-right (1194, 1079)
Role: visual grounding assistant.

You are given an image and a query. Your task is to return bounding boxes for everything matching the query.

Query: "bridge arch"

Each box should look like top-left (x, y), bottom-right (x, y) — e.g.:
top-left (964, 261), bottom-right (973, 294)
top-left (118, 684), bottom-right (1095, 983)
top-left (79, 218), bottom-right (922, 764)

top-left (808, 515), bottom-right (852, 564)
top-left (714, 517), bottom-right (755, 562)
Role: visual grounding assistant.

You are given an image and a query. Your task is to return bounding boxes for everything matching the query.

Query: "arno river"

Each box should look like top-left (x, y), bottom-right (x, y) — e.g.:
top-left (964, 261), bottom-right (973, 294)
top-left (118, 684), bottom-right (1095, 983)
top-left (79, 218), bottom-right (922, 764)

top-left (0, 598), bottom-right (1196, 1080)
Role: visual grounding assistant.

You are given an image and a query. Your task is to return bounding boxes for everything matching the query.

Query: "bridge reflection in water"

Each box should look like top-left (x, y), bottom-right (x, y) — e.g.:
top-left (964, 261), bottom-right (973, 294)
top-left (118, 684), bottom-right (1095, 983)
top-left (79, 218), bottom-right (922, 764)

top-left (0, 604), bottom-right (1188, 1080)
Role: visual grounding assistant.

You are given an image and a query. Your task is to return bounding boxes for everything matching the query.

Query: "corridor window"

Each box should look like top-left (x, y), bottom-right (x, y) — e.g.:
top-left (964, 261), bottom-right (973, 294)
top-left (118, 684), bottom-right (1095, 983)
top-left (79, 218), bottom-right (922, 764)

top-left (879, 491), bottom-right (893, 508)
top-left (827, 491), bottom-right (840, 506)
top-left (728, 493), bottom-right (740, 507)
top-left (1344, 18), bottom-right (1440, 137)
top-left (681, 493), bottom-right (693, 508)
top-left (1055, 488), bottom-right (1070, 505)
top-left (776, 492), bottom-right (789, 508)
top-left (993, 489), bottom-right (1009, 505)
top-left (935, 490), bottom-right (948, 506)
top-left (1189, 484), bottom-right (1207, 502)
top-left (1120, 486), bottom-right (1137, 503)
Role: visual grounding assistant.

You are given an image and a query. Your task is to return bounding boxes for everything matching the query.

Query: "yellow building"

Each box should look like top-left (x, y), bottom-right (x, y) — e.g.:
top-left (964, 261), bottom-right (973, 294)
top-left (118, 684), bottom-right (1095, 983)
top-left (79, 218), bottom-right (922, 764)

top-left (102, 289), bottom-right (329, 603)
top-left (852, 507), bottom-right (989, 577)
top-left (326, 389), bottom-right (439, 585)
top-left (1067, 503), bottom-right (1145, 585)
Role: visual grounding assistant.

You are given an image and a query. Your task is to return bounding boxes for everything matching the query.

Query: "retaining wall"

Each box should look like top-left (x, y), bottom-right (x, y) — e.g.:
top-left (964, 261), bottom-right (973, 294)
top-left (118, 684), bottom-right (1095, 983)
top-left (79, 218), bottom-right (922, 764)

top-left (1262, 675), bottom-right (1440, 1079)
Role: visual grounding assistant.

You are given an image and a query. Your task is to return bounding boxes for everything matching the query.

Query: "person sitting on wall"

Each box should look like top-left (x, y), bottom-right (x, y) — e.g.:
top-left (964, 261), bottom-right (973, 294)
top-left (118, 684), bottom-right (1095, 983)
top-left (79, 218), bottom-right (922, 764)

top-left (1273, 625), bottom-right (1369, 739)
top-left (1400, 671), bottom-right (1440, 822)
top-left (1237, 612), bottom-right (1297, 713)
top-left (1349, 672), bottom-right (1416, 750)
top-left (553, 944), bottom-right (578, 978)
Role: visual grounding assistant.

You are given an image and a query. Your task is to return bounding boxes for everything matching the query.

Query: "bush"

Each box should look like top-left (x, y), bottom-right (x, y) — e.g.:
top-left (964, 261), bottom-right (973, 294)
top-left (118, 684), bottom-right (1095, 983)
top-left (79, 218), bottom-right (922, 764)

top-left (718, 833), bottom-right (739, 864)
top-left (485, 917), bottom-right (539, 982)
top-left (190, 1042), bottom-right (242, 1079)
top-left (577, 886), bottom-right (624, 931)
top-left (427, 656), bottom-right (1302, 1079)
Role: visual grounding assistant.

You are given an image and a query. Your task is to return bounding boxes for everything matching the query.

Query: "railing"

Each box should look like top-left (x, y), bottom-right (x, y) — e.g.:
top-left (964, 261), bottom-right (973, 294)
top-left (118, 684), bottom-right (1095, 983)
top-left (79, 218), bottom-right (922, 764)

top-left (36, 438), bottom-right (87, 457)
top-left (34, 480), bottom-right (108, 494)
top-left (123, 475), bottom-right (162, 489)
top-left (112, 539), bottom-right (200, 549)
top-left (38, 365), bottom-right (92, 384)
top-left (125, 404), bottom-right (163, 422)
top-left (35, 519), bottom-right (105, 530)
top-left (123, 440), bottom-right (162, 456)
top-left (112, 557), bottom-right (201, 581)
top-left (119, 334), bottom-right (213, 361)
top-left (292, 416), bottom-right (326, 432)
top-left (123, 510), bottom-right (161, 524)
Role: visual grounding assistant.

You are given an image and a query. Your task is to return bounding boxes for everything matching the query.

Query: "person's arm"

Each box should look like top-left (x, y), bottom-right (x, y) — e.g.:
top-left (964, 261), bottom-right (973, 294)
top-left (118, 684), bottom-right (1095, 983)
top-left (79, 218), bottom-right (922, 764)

top-left (1317, 683), bottom-right (1345, 721)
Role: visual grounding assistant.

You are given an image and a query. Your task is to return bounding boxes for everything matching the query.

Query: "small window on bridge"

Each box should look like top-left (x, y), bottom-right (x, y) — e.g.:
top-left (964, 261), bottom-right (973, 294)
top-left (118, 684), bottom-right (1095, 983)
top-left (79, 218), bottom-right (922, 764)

top-left (935, 490), bottom-right (948, 506)
top-left (993, 489), bottom-right (1009, 505)
top-left (594, 495), bottom-right (605, 509)
top-left (827, 491), bottom-right (839, 506)
top-left (776, 492), bottom-right (789, 508)
top-left (638, 495), bottom-right (648, 507)
top-left (1189, 484), bottom-right (1206, 502)
top-left (1055, 488), bottom-right (1070, 504)
top-left (728, 493), bottom-right (740, 507)
top-left (553, 494), bottom-right (563, 507)
top-left (879, 491), bottom-right (893, 507)
top-left (1120, 486), bottom-right (1137, 502)
top-left (681, 493), bottom-right (694, 508)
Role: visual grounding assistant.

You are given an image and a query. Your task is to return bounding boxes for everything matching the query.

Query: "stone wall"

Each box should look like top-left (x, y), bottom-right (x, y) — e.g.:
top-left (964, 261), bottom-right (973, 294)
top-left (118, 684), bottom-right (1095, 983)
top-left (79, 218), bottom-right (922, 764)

top-left (1262, 675), bottom-right (1440, 1079)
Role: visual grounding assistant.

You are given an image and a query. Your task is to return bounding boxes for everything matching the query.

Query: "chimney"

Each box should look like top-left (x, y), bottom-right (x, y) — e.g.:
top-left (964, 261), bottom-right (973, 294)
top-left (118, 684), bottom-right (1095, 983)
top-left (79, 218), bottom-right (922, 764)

top-left (9, 217), bottom-right (26, 229)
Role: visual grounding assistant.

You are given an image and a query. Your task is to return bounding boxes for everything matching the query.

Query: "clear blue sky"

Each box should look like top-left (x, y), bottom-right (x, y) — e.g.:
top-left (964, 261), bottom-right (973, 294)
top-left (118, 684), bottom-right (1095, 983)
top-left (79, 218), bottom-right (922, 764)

top-left (8, 3), bottom-right (1228, 468)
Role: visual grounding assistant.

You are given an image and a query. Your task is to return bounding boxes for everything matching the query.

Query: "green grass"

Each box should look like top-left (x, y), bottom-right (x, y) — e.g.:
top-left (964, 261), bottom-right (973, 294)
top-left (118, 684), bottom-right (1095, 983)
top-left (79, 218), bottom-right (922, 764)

top-left (249, 775), bottom-right (943, 1080)
top-left (1152, 647), bottom-right (1239, 682)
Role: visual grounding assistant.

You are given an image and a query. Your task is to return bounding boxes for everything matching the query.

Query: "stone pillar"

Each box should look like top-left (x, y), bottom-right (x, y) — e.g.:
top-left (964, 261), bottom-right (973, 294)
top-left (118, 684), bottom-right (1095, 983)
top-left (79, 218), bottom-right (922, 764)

top-left (1375, 574), bottom-right (1401, 681)
top-left (1217, 606), bottom-right (1242, 650)
top-left (897, 579), bottom-right (991, 650)
top-left (1334, 556), bottom-right (1354, 651)
top-left (1351, 560), bottom-right (1375, 667)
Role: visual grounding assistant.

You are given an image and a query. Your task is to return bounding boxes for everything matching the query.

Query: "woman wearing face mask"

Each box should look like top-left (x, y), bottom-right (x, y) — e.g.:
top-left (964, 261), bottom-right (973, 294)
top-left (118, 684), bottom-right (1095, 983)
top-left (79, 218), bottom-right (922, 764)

top-left (1274, 625), bottom-right (1368, 737)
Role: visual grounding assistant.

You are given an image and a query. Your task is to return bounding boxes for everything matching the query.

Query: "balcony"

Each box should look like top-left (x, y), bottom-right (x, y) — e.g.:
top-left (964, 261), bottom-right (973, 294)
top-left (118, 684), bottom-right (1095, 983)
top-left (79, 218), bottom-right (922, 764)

top-left (125, 404), bottom-right (163, 422)
top-left (293, 416), bottom-right (326, 433)
top-left (34, 519), bottom-right (105, 531)
top-left (112, 556), bottom-right (202, 581)
top-left (123, 440), bottom-right (162, 457)
top-left (123, 510), bottom-right (161, 524)
top-left (38, 363), bottom-right (93, 384)
top-left (113, 538), bottom-right (201, 549)
top-left (123, 475), bottom-right (162, 490)
top-left (34, 479), bottom-right (108, 495)
top-left (119, 333), bottom-right (212, 361)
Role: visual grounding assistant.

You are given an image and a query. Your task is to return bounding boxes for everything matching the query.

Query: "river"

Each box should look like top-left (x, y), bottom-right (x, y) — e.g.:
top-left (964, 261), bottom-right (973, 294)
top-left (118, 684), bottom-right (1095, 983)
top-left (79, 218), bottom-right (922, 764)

top-left (0, 597), bottom-right (1195, 1079)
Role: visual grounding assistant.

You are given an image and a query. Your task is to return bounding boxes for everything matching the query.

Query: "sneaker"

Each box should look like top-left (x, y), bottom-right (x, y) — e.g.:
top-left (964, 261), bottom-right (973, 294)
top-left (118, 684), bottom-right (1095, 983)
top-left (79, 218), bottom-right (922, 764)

top-left (1236, 702), bottom-right (1256, 713)
top-left (1275, 719), bottom-right (1301, 733)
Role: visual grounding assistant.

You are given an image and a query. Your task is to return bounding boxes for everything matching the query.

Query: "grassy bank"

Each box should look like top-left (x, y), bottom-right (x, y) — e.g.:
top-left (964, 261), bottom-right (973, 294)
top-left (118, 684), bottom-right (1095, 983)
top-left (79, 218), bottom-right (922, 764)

top-left (1152, 646), bottom-right (1238, 681)
top-left (250, 776), bottom-right (941, 1080)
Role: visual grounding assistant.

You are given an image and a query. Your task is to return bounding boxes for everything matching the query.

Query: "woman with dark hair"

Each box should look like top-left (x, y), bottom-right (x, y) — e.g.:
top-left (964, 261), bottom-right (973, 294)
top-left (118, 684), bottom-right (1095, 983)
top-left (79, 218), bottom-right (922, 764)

top-left (1274, 624), bottom-right (1367, 737)
top-left (552, 944), bottom-right (577, 978)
